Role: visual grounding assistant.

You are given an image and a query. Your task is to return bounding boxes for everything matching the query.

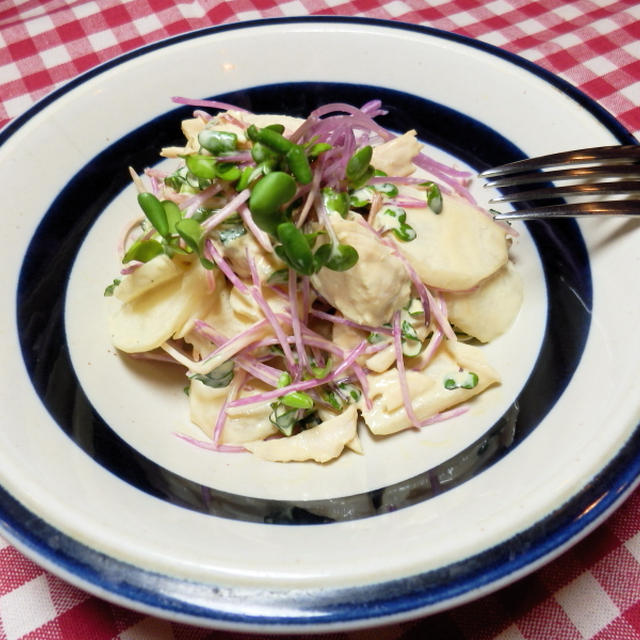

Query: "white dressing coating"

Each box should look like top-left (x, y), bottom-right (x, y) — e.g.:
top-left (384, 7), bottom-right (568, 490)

top-left (107, 103), bottom-right (523, 463)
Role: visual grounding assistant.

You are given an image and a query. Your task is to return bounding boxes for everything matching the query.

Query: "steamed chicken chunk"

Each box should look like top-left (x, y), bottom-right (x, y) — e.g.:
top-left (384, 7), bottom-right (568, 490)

top-left (311, 214), bottom-right (411, 326)
top-left (360, 340), bottom-right (500, 436)
top-left (189, 378), bottom-right (276, 444)
top-left (161, 111), bottom-right (304, 158)
top-left (244, 405), bottom-right (359, 463)
top-left (371, 130), bottom-right (422, 177)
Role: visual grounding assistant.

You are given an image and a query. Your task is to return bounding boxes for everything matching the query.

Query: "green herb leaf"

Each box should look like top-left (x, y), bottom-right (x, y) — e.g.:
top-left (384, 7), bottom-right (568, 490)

top-left (122, 239), bottom-right (164, 263)
top-left (309, 358), bottom-right (332, 379)
top-left (198, 129), bottom-right (238, 155)
top-left (190, 360), bottom-right (235, 388)
top-left (137, 192), bottom-right (169, 238)
top-left (337, 382), bottom-right (362, 403)
top-left (185, 154), bottom-right (217, 181)
top-left (314, 242), bottom-right (359, 272)
top-left (175, 218), bottom-right (202, 253)
top-left (214, 162), bottom-right (241, 182)
top-left (285, 145), bottom-right (312, 185)
top-left (269, 403), bottom-right (299, 436)
top-left (276, 222), bottom-right (316, 276)
top-left (349, 186), bottom-right (374, 208)
top-left (392, 222), bottom-right (417, 242)
top-left (281, 391), bottom-right (314, 410)
top-left (267, 268), bottom-right (290, 285)
top-left (322, 390), bottom-right (343, 411)
top-left (308, 142), bottom-right (332, 157)
top-left (422, 181), bottom-right (443, 214)
top-left (249, 171), bottom-right (296, 235)
top-left (323, 187), bottom-right (350, 217)
top-left (162, 200), bottom-right (183, 235)
top-left (277, 372), bottom-right (292, 387)
top-left (374, 182), bottom-right (399, 197)
top-left (401, 319), bottom-right (419, 342)
top-left (103, 278), bottom-right (121, 296)
top-left (175, 218), bottom-right (214, 269)
top-left (443, 370), bottom-right (479, 390)
top-left (346, 145), bottom-right (373, 183)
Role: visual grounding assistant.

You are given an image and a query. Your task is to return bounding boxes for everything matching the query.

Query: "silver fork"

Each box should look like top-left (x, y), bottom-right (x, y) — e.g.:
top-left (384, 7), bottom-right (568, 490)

top-left (479, 144), bottom-right (640, 221)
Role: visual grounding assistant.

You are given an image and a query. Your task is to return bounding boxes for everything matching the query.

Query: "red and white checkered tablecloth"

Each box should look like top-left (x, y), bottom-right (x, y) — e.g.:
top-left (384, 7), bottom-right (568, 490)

top-left (1, 1), bottom-right (639, 639)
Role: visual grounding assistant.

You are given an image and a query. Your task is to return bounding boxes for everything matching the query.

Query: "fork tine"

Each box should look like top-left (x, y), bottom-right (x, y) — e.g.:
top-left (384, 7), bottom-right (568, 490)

top-left (479, 144), bottom-right (640, 178)
top-left (482, 164), bottom-right (640, 188)
top-left (492, 200), bottom-right (640, 221)
top-left (490, 180), bottom-right (640, 204)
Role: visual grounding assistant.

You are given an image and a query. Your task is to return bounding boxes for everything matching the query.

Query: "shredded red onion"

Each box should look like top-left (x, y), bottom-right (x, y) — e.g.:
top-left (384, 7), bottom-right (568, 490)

top-left (288, 268), bottom-right (308, 375)
top-left (117, 216), bottom-right (145, 259)
top-left (418, 405), bottom-right (469, 428)
top-left (191, 109), bottom-right (213, 122)
top-left (204, 239), bottom-right (249, 293)
top-left (193, 320), bottom-right (281, 386)
top-left (198, 188), bottom-right (250, 229)
top-left (352, 363), bottom-right (372, 411)
top-left (309, 308), bottom-right (393, 336)
top-left (174, 432), bottom-right (245, 453)
top-left (195, 317), bottom-right (272, 372)
top-left (119, 261), bottom-right (143, 276)
top-left (238, 204), bottom-right (273, 253)
top-left (246, 251), bottom-right (297, 372)
top-left (227, 340), bottom-right (368, 408)
top-left (392, 311), bottom-right (420, 428)
top-left (182, 182), bottom-right (223, 218)
top-left (172, 96), bottom-right (249, 113)
top-left (213, 370), bottom-right (247, 444)
top-left (309, 103), bottom-right (393, 141)
top-left (390, 196), bottom-right (429, 208)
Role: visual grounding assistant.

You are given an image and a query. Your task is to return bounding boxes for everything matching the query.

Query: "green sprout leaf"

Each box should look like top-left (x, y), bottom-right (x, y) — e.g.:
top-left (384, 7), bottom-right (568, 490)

top-left (103, 278), bottom-right (121, 296)
top-left (137, 192), bottom-right (169, 238)
top-left (314, 242), bottom-right (359, 272)
top-left (422, 181), bottom-right (443, 214)
top-left (189, 360), bottom-right (234, 388)
top-left (198, 129), bottom-right (238, 155)
top-left (175, 218), bottom-right (214, 269)
top-left (122, 239), bottom-right (164, 264)
top-left (281, 391), bottom-right (314, 410)
top-left (444, 371), bottom-right (479, 390)
top-left (346, 145), bottom-right (373, 184)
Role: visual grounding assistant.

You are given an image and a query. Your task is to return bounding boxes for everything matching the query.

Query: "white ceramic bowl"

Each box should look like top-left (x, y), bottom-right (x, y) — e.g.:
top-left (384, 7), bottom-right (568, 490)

top-left (1, 17), bottom-right (638, 633)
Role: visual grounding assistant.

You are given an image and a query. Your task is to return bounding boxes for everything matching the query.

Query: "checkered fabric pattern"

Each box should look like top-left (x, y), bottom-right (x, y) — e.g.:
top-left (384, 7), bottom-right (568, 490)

top-left (1, 1), bottom-right (639, 638)
top-left (1, 0), bottom-right (639, 137)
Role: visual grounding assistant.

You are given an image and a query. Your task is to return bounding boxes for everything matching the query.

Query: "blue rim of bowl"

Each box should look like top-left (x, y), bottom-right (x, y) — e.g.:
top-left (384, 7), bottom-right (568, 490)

top-left (3, 16), bottom-right (639, 630)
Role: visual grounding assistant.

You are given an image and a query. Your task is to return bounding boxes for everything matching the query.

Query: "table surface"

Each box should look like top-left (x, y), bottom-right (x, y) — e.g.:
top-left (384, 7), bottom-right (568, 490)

top-left (1, 1), bottom-right (639, 639)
